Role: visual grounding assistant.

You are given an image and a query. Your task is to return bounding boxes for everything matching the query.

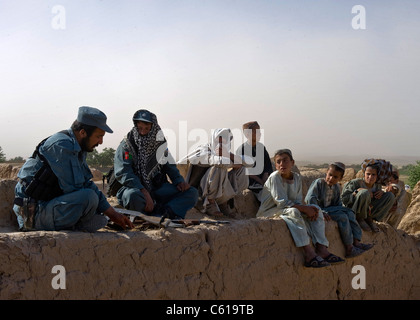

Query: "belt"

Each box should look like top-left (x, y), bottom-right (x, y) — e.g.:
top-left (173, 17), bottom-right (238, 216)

top-left (13, 197), bottom-right (37, 206)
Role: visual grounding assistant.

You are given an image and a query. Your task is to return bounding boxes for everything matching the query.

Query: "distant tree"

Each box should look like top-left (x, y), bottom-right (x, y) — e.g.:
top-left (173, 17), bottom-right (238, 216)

top-left (0, 146), bottom-right (5, 163)
top-left (408, 161), bottom-right (420, 189)
top-left (399, 164), bottom-right (414, 177)
top-left (86, 148), bottom-right (115, 167)
top-left (97, 148), bottom-right (115, 167)
top-left (86, 149), bottom-right (100, 167)
top-left (6, 156), bottom-right (25, 163)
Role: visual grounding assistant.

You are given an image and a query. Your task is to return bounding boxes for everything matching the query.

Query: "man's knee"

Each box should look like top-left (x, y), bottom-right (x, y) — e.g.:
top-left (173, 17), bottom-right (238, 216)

top-left (36, 189), bottom-right (99, 231)
top-left (382, 191), bottom-right (395, 203)
top-left (357, 189), bottom-right (371, 200)
top-left (286, 207), bottom-right (303, 218)
top-left (184, 186), bottom-right (199, 205)
top-left (122, 188), bottom-right (146, 211)
top-left (77, 189), bottom-right (99, 208)
top-left (332, 213), bottom-right (348, 224)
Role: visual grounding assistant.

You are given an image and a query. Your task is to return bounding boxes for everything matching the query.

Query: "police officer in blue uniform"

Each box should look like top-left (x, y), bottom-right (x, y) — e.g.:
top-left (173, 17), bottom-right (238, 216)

top-left (114, 109), bottom-right (198, 219)
top-left (13, 106), bottom-right (134, 232)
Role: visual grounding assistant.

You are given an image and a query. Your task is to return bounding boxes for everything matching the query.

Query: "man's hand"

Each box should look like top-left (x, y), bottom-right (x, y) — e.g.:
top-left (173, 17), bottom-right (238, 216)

top-left (141, 188), bottom-right (154, 212)
top-left (304, 206), bottom-right (319, 221)
top-left (104, 207), bottom-right (134, 230)
top-left (295, 204), bottom-right (319, 221)
top-left (373, 190), bottom-right (384, 199)
top-left (177, 181), bottom-right (191, 192)
top-left (323, 211), bottom-right (331, 221)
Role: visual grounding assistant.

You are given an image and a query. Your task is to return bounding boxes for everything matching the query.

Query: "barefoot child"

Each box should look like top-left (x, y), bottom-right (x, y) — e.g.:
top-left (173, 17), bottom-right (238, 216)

top-left (305, 162), bottom-right (373, 258)
top-left (257, 149), bottom-right (344, 268)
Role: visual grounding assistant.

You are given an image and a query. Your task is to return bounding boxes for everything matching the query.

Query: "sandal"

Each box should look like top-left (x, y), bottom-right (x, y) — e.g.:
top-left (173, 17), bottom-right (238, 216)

top-left (304, 255), bottom-right (330, 268)
top-left (356, 242), bottom-right (374, 251)
top-left (323, 253), bottom-right (345, 264)
top-left (345, 246), bottom-right (364, 258)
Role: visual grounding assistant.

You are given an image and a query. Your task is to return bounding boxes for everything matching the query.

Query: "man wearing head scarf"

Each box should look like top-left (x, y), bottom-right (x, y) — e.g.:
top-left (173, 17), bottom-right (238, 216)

top-left (13, 106), bottom-right (134, 232)
top-left (236, 121), bottom-right (273, 201)
top-left (178, 128), bottom-right (252, 216)
top-left (114, 109), bottom-right (198, 219)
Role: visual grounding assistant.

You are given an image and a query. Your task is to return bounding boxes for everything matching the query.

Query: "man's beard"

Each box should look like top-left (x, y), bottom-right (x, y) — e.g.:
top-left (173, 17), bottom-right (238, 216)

top-left (80, 136), bottom-right (98, 152)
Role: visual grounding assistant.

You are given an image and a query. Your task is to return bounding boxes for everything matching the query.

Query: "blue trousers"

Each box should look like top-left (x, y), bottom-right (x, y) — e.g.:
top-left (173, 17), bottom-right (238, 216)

top-left (118, 183), bottom-right (198, 218)
top-left (31, 189), bottom-right (100, 231)
top-left (323, 206), bottom-right (362, 245)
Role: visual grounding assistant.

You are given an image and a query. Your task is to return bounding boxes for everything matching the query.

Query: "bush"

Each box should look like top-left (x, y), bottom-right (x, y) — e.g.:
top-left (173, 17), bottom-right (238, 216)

top-left (86, 148), bottom-right (116, 167)
top-left (408, 161), bottom-right (420, 189)
top-left (0, 146), bottom-right (5, 163)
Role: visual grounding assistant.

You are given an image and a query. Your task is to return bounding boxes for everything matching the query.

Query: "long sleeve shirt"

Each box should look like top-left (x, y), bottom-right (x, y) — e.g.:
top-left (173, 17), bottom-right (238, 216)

top-left (305, 178), bottom-right (342, 208)
top-left (236, 141), bottom-right (273, 179)
top-left (15, 128), bottom-right (110, 213)
top-left (114, 138), bottom-right (185, 191)
top-left (341, 178), bottom-right (382, 207)
top-left (257, 171), bottom-right (303, 217)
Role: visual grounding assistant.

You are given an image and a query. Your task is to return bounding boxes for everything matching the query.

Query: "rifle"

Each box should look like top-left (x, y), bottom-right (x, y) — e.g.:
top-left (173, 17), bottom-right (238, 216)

top-left (171, 219), bottom-right (231, 227)
top-left (113, 208), bottom-right (231, 228)
top-left (113, 207), bottom-right (185, 228)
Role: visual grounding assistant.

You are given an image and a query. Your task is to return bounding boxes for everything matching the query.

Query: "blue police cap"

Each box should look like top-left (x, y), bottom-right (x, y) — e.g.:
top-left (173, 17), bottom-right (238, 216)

top-left (77, 106), bottom-right (113, 133)
top-left (132, 109), bottom-right (154, 123)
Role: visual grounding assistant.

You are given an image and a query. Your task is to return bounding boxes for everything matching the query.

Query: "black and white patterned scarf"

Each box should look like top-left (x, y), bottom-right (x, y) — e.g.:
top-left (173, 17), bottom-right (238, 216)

top-left (128, 112), bottom-right (167, 191)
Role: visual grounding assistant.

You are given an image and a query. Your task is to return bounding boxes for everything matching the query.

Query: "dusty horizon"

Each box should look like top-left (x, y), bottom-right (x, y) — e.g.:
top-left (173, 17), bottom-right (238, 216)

top-left (2, 1), bottom-right (420, 164)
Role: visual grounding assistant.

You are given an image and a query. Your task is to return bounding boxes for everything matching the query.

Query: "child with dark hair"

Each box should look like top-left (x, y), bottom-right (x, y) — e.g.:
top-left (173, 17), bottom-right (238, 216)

top-left (236, 121), bottom-right (273, 201)
top-left (305, 162), bottom-right (373, 258)
top-left (257, 149), bottom-right (344, 268)
top-left (341, 162), bottom-right (395, 232)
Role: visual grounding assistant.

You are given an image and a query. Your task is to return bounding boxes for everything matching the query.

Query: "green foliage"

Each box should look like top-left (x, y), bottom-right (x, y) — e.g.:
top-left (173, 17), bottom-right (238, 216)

top-left (399, 164), bottom-right (414, 177)
top-left (86, 148), bottom-right (116, 167)
top-left (6, 156), bottom-right (25, 163)
top-left (407, 161), bottom-right (420, 189)
top-left (0, 146), bottom-right (5, 163)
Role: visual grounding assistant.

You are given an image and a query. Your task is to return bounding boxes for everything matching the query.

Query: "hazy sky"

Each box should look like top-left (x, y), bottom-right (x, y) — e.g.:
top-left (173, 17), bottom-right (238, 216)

top-left (1, 0), bottom-right (420, 164)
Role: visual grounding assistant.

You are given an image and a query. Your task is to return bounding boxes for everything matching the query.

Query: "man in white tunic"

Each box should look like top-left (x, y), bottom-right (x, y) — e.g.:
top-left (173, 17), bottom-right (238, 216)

top-left (179, 128), bottom-right (252, 216)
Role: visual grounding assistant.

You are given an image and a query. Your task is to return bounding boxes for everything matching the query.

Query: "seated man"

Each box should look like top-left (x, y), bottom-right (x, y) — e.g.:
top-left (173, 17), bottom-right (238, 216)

top-left (114, 109), bottom-right (198, 219)
top-left (236, 121), bottom-right (273, 201)
top-left (13, 106), bottom-right (134, 232)
top-left (179, 128), bottom-right (253, 217)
